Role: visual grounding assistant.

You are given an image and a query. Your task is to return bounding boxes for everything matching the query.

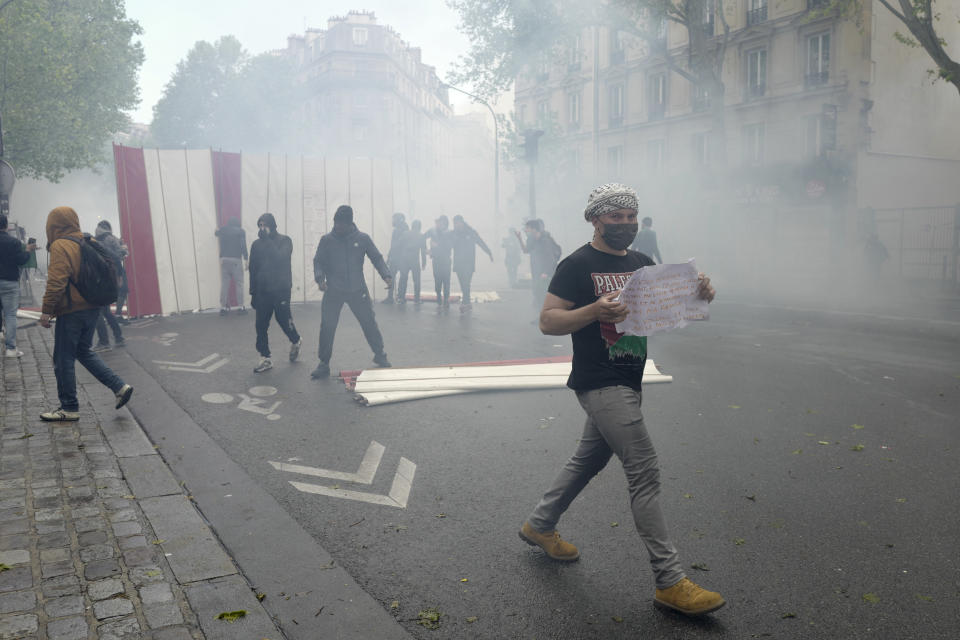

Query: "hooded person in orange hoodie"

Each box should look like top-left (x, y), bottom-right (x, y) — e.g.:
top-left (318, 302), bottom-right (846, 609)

top-left (38, 207), bottom-right (133, 421)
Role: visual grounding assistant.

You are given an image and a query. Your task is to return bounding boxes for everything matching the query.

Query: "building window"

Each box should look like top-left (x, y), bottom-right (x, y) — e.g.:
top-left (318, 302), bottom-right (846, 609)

top-left (609, 84), bottom-right (624, 127)
top-left (692, 84), bottom-right (711, 112)
top-left (610, 30), bottom-right (625, 65)
top-left (692, 132), bottom-right (710, 166)
top-left (568, 92), bottom-right (581, 127)
top-left (742, 123), bottom-right (765, 165)
top-left (654, 17), bottom-right (668, 48)
top-left (747, 0), bottom-right (768, 26)
top-left (649, 73), bottom-right (667, 120)
top-left (746, 48), bottom-right (767, 98)
top-left (647, 139), bottom-right (665, 173)
top-left (537, 100), bottom-right (549, 121)
top-left (806, 33), bottom-right (830, 87)
top-left (804, 114), bottom-right (824, 158)
top-left (701, 1), bottom-right (715, 37)
top-left (608, 146), bottom-right (624, 176)
top-left (568, 34), bottom-right (583, 71)
top-left (352, 27), bottom-right (368, 47)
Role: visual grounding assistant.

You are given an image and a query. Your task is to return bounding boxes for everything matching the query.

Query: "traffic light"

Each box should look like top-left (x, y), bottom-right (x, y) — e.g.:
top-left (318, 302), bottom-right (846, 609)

top-left (521, 129), bottom-right (544, 162)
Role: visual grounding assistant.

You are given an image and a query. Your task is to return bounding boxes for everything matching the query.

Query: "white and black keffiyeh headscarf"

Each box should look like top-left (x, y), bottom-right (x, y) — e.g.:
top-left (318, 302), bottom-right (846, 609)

top-left (583, 183), bottom-right (639, 221)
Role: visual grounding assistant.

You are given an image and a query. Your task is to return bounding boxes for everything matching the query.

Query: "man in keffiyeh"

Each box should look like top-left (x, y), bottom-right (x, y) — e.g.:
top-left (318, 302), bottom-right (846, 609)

top-left (516, 183), bottom-right (725, 617)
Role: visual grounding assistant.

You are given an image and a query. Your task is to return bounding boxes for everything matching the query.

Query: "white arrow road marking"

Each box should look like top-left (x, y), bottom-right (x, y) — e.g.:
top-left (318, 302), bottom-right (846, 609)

top-left (268, 441), bottom-right (385, 484)
top-left (153, 353), bottom-right (230, 373)
top-left (289, 457), bottom-right (416, 508)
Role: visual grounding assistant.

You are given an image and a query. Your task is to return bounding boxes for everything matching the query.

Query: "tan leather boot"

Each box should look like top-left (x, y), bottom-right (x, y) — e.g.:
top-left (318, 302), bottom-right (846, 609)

top-left (655, 577), bottom-right (726, 615)
top-left (518, 522), bottom-right (580, 561)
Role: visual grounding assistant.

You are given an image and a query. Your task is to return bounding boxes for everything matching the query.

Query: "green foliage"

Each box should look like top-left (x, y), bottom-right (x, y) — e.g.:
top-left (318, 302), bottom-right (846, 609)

top-left (0, 0), bottom-right (143, 181)
top-left (150, 36), bottom-right (303, 151)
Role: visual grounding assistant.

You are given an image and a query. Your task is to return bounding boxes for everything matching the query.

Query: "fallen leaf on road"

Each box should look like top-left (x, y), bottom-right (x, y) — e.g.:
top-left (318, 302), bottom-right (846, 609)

top-left (851, 424), bottom-right (865, 430)
top-left (745, 495), bottom-right (756, 501)
top-left (728, 405), bottom-right (741, 409)
top-left (145, 570), bottom-right (161, 577)
top-left (683, 493), bottom-right (694, 499)
top-left (460, 578), bottom-right (468, 582)
top-left (818, 441), bottom-right (830, 446)
top-left (690, 563), bottom-right (710, 571)
top-left (152, 540), bottom-right (165, 545)
top-left (612, 616), bottom-right (623, 623)
top-left (390, 601), bottom-right (399, 609)
top-left (895, 498), bottom-right (907, 503)
top-left (416, 608), bottom-right (442, 629)
top-left (216, 610), bottom-right (247, 623)
top-left (733, 538), bottom-right (746, 546)
top-left (862, 593), bottom-right (880, 604)
top-left (610, 522), bottom-right (619, 527)
top-left (792, 449), bottom-right (802, 455)
top-left (851, 444), bottom-right (865, 451)
top-left (434, 513), bottom-right (447, 518)
top-left (0, 564), bottom-right (10, 572)
top-left (915, 594), bottom-right (933, 602)
top-left (18, 433), bottom-right (33, 439)
top-left (255, 592), bottom-right (265, 601)
top-left (466, 616), bottom-right (478, 623)
top-left (782, 612), bottom-right (797, 619)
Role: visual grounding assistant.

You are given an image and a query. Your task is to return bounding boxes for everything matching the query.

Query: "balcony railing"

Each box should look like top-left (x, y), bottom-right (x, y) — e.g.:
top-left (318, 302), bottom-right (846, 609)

top-left (747, 6), bottom-right (768, 26)
top-left (610, 49), bottom-right (625, 65)
top-left (805, 71), bottom-right (829, 88)
top-left (746, 82), bottom-right (766, 99)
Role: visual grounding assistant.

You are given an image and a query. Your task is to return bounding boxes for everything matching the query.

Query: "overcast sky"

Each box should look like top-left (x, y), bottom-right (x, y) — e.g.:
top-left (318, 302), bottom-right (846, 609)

top-left (124, 0), bottom-right (499, 123)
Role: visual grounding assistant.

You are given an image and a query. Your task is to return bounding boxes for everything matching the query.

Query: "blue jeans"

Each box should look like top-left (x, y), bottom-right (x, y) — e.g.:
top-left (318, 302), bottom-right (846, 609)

top-left (0, 278), bottom-right (20, 351)
top-left (53, 308), bottom-right (125, 411)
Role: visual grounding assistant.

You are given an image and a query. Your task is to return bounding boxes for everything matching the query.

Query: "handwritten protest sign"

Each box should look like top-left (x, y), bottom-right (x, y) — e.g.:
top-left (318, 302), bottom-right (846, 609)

top-left (614, 259), bottom-right (709, 337)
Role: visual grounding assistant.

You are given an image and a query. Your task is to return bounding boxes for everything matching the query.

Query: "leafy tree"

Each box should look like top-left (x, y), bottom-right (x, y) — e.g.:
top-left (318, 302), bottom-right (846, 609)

top-left (869, 0), bottom-right (960, 95)
top-left (448, 1), bottom-right (734, 163)
top-left (0, 0), bottom-right (143, 181)
top-left (151, 36), bottom-right (303, 151)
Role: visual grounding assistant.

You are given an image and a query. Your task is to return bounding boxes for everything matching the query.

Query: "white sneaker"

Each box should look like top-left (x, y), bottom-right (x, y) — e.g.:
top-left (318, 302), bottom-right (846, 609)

top-left (5, 349), bottom-right (23, 358)
top-left (40, 408), bottom-right (80, 422)
top-left (253, 357), bottom-right (273, 373)
top-left (289, 339), bottom-right (302, 362)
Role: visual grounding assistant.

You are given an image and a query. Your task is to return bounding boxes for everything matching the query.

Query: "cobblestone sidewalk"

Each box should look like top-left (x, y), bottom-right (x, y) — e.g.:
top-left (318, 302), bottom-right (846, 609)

top-left (0, 325), bottom-right (279, 639)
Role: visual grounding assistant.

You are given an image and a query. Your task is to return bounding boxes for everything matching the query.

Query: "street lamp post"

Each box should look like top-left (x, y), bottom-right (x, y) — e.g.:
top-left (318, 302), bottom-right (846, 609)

top-left (441, 83), bottom-right (500, 226)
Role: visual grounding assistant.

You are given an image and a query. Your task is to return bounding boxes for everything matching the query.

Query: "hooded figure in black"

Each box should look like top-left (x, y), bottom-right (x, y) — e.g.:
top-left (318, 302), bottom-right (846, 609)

top-left (424, 215), bottom-right (453, 306)
top-left (310, 205), bottom-right (392, 379)
top-left (451, 214), bottom-right (493, 311)
top-left (383, 212), bottom-right (408, 303)
top-left (248, 213), bottom-right (301, 373)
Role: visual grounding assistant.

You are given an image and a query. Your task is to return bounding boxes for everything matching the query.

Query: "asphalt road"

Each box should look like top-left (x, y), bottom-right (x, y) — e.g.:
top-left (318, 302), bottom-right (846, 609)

top-left (110, 288), bottom-right (960, 639)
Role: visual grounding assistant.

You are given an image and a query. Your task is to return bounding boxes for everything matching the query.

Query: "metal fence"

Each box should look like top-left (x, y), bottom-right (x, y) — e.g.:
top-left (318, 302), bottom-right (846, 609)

top-left (865, 206), bottom-right (960, 283)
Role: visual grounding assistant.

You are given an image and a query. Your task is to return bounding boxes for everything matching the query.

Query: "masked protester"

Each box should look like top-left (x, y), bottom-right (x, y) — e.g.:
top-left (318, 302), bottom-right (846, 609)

top-left (450, 214), bottom-right (493, 312)
top-left (37, 207), bottom-right (133, 421)
top-left (310, 205), bottom-right (392, 379)
top-left (516, 219), bottom-right (562, 320)
top-left (0, 214), bottom-right (36, 357)
top-left (248, 213), bottom-right (302, 373)
top-left (383, 212), bottom-right (408, 303)
top-left (630, 216), bottom-right (663, 263)
top-left (424, 215), bottom-right (453, 307)
top-left (396, 219), bottom-right (427, 305)
top-left (518, 183), bottom-right (724, 617)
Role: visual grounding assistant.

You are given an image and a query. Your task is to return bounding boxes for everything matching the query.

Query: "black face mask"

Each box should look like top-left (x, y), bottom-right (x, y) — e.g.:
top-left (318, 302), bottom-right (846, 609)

top-left (600, 223), bottom-right (638, 251)
top-left (258, 228), bottom-right (269, 239)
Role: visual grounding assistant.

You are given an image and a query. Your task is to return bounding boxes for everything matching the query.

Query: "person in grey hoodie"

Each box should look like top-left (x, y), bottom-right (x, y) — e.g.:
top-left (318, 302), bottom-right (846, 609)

top-left (310, 205), bottom-right (392, 379)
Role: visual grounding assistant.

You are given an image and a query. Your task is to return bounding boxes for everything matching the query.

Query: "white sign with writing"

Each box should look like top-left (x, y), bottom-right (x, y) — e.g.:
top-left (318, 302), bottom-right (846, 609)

top-left (614, 259), bottom-right (708, 337)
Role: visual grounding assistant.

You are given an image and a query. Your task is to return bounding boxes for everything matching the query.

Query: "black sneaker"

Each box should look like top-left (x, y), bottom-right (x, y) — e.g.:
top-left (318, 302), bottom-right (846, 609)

top-left (373, 353), bottom-right (392, 368)
top-left (311, 362), bottom-right (330, 379)
top-left (115, 337), bottom-right (126, 347)
top-left (91, 343), bottom-right (112, 353)
top-left (219, 308), bottom-right (228, 316)
top-left (237, 307), bottom-right (248, 315)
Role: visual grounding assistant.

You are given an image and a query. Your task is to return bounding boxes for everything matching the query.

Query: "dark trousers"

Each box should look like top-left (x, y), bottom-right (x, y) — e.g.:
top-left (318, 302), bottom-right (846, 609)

top-left (317, 287), bottom-right (385, 363)
top-left (254, 293), bottom-right (300, 358)
top-left (96, 306), bottom-right (123, 345)
top-left (116, 284), bottom-right (128, 318)
top-left (54, 308), bottom-right (125, 411)
top-left (397, 265), bottom-right (421, 302)
top-left (432, 260), bottom-right (451, 303)
top-left (455, 270), bottom-right (473, 305)
top-left (384, 265), bottom-right (401, 301)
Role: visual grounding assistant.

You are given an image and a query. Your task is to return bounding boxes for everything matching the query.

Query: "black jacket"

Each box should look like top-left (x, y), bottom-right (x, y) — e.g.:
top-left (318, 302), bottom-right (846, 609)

top-left (451, 225), bottom-right (492, 274)
top-left (248, 232), bottom-right (293, 299)
top-left (0, 231), bottom-right (30, 282)
top-left (313, 224), bottom-right (390, 293)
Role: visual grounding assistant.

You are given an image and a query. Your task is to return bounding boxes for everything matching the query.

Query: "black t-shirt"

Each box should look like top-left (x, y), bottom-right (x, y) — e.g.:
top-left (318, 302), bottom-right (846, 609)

top-left (548, 243), bottom-right (655, 392)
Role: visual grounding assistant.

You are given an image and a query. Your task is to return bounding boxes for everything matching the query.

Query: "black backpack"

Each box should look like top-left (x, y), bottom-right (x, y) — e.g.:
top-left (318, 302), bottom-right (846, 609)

top-left (64, 235), bottom-right (119, 306)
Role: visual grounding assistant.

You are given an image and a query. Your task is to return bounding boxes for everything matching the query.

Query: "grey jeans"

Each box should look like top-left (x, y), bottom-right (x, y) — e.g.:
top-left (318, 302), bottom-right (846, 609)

top-left (220, 257), bottom-right (244, 308)
top-left (527, 385), bottom-right (685, 589)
